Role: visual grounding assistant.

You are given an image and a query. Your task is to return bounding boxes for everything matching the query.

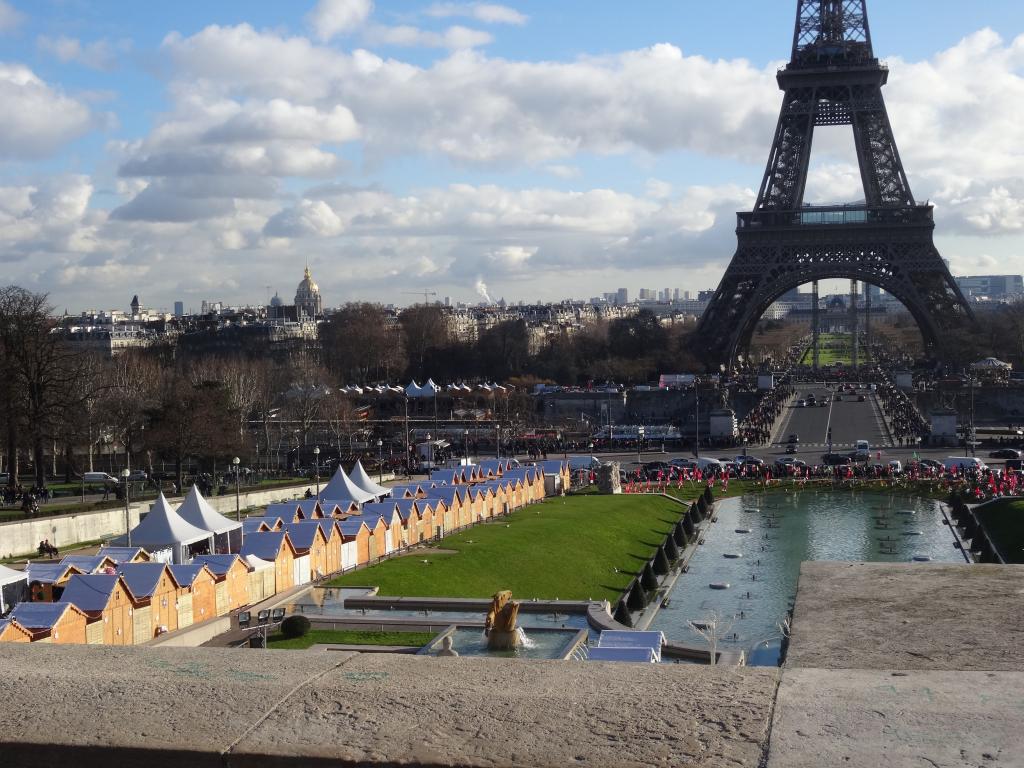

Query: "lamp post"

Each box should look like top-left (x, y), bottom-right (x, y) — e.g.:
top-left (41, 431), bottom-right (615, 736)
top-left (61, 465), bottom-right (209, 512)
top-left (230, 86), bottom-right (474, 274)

top-left (376, 439), bottom-right (383, 482)
top-left (463, 430), bottom-right (469, 464)
top-left (637, 425), bottom-right (644, 464)
top-left (313, 446), bottom-right (320, 497)
top-left (425, 433), bottom-right (432, 469)
top-left (495, 425), bottom-right (501, 460)
top-left (232, 456), bottom-right (241, 521)
top-left (121, 469), bottom-right (131, 546)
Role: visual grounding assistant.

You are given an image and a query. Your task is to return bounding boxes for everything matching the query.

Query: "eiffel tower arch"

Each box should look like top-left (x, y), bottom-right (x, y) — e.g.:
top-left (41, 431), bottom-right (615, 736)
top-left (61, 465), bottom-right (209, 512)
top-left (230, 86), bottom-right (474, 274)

top-left (693, 0), bottom-right (972, 368)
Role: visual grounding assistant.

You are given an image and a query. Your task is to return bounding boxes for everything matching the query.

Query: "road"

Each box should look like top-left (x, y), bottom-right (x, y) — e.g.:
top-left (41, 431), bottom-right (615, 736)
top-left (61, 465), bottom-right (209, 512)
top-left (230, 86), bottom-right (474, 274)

top-left (773, 384), bottom-right (891, 455)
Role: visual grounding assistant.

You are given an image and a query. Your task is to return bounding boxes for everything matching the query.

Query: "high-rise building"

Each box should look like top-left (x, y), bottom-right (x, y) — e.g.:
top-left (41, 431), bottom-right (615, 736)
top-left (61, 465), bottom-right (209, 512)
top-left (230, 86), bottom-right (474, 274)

top-left (955, 275), bottom-right (1024, 300)
top-left (672, 289), bottom-right (681, 301)
top-left (173, 301), bottom-right (184, 317)
top-left (616, 288), bottom-right (628, 305)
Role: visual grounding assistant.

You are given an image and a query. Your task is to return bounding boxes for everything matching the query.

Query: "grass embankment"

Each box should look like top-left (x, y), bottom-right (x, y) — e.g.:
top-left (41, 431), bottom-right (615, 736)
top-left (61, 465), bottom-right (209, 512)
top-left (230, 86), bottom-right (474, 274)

top-left (327, 495), bottom-right (686, 603)
top-left (267, 629), bottom-right (436, 650)
top-left (975, 499), bottom-right (1024, 563)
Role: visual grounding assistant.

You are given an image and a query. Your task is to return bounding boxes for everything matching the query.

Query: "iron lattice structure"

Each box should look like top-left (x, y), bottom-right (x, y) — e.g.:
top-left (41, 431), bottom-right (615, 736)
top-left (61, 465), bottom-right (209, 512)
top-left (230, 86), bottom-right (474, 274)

top-left (694, 0), bottom-right (972, 367)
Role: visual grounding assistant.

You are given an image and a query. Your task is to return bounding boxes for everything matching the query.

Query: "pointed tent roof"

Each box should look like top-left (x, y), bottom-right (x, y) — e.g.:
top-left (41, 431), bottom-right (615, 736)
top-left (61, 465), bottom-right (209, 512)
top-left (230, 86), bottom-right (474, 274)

top-left (0, 563), bottom-right (28, 587)
top-left (129, 493), bottom-right (214, 549)
top-left (176, 486), bottom-right (241, 535)
top-left (320, 466), bottom-right (376, 505)
top-left (350, 459), bottom-right (391, 498)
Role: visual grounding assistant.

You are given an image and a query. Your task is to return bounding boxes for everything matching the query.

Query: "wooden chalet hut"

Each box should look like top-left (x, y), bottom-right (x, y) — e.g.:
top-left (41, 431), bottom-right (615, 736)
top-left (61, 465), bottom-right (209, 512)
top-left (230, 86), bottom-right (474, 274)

top-left (338, 520), bottom-right (370, 569)
top-left (240, 532), bottom-right (298, 594)
top-left (264, 502), bottom-right (305, 523)
top-left (168, 563), bottom-right (218, 628)
top-left (25, 563), bottom-right (84, 602)
top-left (361, 502), bottom-right (404, 552)
top-left (283, 523), bottom-right (330, 581)
top-left (58, 574), bottom-right (137, 645)
top-left (394, 500), bottom-right (422, 546)
top-left (423, 488), bottom-right (462, 534)
top-left (287, 519), bottom-right (342, 576)
top-left (243, 555), bottom-right (276, 602)
top-left (365, 514), bottom-right (392, 561)
top-left (192, 554), bottom-right (251, 613)
top-left (60, 555), bottom-right (118, 574)
top-left (117, 563), bottom-right (183, 636)
top-left (96, 546), bottom-right (152, 565)
top-left (0, 618), bottom-right (32, 643)
top-left (9, 602), bottom-right (89, 644)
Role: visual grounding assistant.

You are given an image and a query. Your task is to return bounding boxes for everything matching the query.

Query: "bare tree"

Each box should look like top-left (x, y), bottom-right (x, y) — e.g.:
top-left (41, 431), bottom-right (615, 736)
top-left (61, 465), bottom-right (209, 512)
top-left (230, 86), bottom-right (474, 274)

top-left (101, 351), bottom-right (160, 474)
top-left (283, 353), bottom-right (329, 447)
top-left (687, 610), bottom-right (736, 667)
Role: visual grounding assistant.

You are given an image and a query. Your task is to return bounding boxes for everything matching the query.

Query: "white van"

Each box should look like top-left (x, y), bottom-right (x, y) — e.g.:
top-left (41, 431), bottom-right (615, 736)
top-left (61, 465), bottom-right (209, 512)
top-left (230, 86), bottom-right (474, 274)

top-left (943, 457), bottom-right (988, 473)
top-left (82, 471), bottom-right (118, 484)
top-left (695, 457), bottom-right (723, 472)
top-left (567, 456), bottom-right (602, 472)
top-left (854, 440), bottom-right (870, 460)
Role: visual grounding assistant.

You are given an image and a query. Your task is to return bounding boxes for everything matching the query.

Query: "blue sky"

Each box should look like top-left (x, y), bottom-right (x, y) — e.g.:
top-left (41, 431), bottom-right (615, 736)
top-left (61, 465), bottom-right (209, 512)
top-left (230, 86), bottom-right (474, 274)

top-left (1, 0), bottom-right (1023, 312)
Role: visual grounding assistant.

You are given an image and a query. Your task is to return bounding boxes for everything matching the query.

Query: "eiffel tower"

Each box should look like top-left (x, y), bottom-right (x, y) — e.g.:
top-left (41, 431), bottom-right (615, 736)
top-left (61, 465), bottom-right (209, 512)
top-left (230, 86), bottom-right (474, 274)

top-left (693, 0), bottom-right (972, 368)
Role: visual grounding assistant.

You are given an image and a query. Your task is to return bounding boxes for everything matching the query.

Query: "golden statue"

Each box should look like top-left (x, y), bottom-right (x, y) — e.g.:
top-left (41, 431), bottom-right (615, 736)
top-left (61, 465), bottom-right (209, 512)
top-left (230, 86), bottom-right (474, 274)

top-left (484, 590), bottom-right (521, 650)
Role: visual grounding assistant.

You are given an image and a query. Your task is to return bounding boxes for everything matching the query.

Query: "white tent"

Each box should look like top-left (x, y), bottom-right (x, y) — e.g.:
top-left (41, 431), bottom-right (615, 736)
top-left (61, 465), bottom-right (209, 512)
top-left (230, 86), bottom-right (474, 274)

top-left (320, 466), bottom-right (376, 505)
top-left (127, 493), bottom-right (215, 564)
top-left (349, 459), bottom-right (391, 499)
top-left (176, 486), bottom-right (243, 554)
top-left (0, 564), bottom-right (28, 614)
top-left (971, 357), bottom-right (1012, 371)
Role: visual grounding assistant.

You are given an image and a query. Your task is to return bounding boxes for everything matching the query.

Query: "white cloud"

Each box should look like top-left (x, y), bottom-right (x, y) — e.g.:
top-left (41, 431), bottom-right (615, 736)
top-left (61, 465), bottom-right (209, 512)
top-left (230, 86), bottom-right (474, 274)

top-left (0, 64), bottom-right (95, 159)
top-left (545, 164), bottom-right (581, 179)
top-left (425, 3), bottom-right (528, 26)
top-left (37, 36), bottom-right (132, 71)
top-left (365, 24), bottom-right (493, 50)
top-left (0, 0), bottom-right (23, 33)
top-left (306, 0), bottom-right (374, 42)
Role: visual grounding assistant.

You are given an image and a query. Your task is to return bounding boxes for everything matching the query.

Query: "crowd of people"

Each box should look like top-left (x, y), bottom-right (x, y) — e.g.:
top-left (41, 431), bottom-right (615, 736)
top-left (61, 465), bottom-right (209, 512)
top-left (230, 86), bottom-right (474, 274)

top-left (2, 484), bottom-right (51, 516)
top-left (876, 378), bottom-right (929, 445)
top-left (739, 380), bottom-right (795, 446)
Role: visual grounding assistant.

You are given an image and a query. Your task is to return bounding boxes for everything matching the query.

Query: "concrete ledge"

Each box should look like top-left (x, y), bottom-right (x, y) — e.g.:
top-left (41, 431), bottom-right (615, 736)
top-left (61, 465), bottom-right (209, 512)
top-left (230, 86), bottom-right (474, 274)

top-left (768, 668), bottom-right (1024, 767)
top-left (0, 644), bottom-right (778, 767)
top-left (149, 616), bottom-right (231, 647)
top-left (786, 562), bottom-right (1024, 671)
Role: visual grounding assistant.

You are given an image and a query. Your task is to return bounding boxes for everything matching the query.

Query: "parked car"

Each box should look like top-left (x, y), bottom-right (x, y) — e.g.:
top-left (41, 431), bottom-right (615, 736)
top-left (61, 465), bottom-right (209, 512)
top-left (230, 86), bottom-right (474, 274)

top-left (81, 471), bottom-right (118, 484)
top-left (988, 448), bottom-right (1021, 460)
top-left (821, 453), bottom-right (852, 466)
top-left (918, 458), bottom-right (943, 471)
top-left (887, 460), bottom-right (903, 474)
top-left (736, 456), bottom-right (764, 466)
top-left (126, 469), bottom-right (148, 482)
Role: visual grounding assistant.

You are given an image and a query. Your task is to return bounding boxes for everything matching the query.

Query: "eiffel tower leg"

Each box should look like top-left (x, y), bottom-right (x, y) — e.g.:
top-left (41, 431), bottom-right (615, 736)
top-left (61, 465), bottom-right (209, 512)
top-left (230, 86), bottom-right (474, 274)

top-left (865, 284), bottom-right (871, 363)
top-left (850, 280), bottom-right (859, 370)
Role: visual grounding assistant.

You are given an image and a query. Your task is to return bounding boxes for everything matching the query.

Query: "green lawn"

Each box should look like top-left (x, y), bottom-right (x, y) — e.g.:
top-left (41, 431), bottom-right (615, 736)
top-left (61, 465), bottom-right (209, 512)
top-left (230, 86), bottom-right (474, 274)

top-left (327, 495), bottom-right (687, 603)
top-left (799, 333), bottom-right (869, 366)
top-left (267, 629), bottom-right (437, 650)
top-left (976, 499), bottom-right (1024, 563)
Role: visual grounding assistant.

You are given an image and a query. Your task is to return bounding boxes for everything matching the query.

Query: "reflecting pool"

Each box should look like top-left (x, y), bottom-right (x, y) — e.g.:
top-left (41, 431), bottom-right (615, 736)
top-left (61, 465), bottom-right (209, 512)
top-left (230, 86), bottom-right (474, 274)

top-left (422, 627), bottom-right (583, 659)
top-left (650, 491), bottom-right (966, 665)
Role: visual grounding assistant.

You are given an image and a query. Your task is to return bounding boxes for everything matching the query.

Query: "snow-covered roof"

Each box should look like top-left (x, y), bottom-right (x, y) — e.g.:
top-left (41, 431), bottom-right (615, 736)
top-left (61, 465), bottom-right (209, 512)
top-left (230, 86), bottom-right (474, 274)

top-left (320, 466), bottom-right (376, 505)
top-left (176, 486), bottom-right (241, 535)
top-left (349, 460), bottom-right (391, 498)
top-left (129, 493), bottom-right (214, 549)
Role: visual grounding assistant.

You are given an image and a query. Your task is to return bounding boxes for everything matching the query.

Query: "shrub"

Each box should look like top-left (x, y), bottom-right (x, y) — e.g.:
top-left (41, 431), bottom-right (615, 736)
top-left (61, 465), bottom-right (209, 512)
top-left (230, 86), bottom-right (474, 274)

top-left (280, 614), bottom-right (311, 639)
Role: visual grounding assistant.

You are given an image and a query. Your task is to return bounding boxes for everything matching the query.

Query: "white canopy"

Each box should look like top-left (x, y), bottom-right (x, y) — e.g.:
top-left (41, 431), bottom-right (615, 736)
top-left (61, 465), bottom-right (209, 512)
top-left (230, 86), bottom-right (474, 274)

top-left (129, 493), bottom-right (214, 550)
top-left (177, 486), bottom-right (241, 535)
top-left (971, 357), bottom-right (1012, 370)
top-left (320, 466), bottom-right (376, 505)
top-left (349, 459), bottom-right (391, 498)
top-left (244, 554), bottom-right (275, 572)
top-left (0, 564), bottom-right (27, 586)
top-left (406, 379), bottom-right (441, 398)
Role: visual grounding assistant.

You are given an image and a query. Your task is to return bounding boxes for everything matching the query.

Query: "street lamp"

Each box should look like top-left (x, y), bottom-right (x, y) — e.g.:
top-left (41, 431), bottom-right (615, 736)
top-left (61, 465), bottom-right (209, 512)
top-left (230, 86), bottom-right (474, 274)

top-left (495, 425), bottom-right (501, 460)
top-left (376, 439), bottom-right (383, 482)
top-left (313, 446), bottom-right (321, 497)
top-left (232, 456), bottom-right (241, 521)
top-left (637, 425), bottom-right (645, 464)
top-left (463, 430), bottom-right (470, 464)
top-left (426, 433), bottom-right (432, 469)
top-left (121, 469), bottom-right (131, 547)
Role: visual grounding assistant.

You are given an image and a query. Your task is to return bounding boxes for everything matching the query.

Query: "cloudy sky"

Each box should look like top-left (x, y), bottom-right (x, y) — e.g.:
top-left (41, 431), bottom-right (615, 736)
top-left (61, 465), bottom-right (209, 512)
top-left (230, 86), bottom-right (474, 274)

top-left (1, 0), bottom-right (1023, 313)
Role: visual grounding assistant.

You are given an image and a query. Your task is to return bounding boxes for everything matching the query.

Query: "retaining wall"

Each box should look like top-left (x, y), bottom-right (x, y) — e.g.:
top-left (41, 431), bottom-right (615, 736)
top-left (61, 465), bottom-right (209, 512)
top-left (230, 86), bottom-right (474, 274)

top-left (0, 476), bottom-right (396, 558)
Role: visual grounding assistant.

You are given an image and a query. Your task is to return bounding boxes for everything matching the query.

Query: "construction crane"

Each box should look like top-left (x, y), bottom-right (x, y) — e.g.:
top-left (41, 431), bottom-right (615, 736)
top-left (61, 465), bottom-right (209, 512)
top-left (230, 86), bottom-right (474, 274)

top-left (401, 290), bottom-right (439, 305)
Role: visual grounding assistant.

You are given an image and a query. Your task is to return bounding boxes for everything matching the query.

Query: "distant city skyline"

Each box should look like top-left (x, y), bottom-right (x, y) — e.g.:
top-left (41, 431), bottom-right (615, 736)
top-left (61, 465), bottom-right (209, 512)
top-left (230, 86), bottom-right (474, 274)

top-left (2, 0), bottom-right (1023, 311)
